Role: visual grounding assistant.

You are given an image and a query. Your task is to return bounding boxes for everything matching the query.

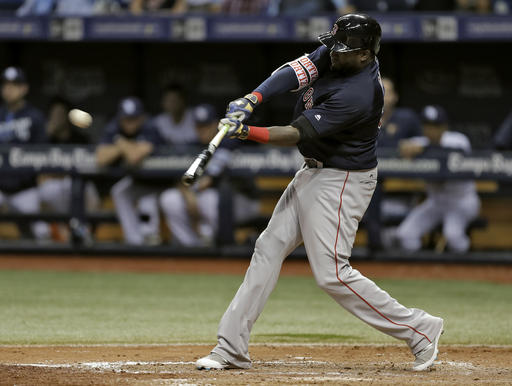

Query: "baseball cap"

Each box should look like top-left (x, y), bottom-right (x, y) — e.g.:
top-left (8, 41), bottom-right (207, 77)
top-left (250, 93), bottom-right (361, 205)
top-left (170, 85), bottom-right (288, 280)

top-left (193, 103), bottom-right (218, 125)
top-left (117, 97), bottom-right (144, 118)
top-left (421, 105), bottom-right (449, 125)
top-left (2, 66), bottom-right (27, 84)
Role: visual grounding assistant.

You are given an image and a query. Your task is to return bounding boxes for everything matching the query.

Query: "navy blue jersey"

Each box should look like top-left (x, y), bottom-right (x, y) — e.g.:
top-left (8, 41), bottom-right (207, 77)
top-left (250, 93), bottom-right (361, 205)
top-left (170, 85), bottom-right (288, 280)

top-left (0, 102), bottom-right (47, 193)
top-left (292, 47), bottom-right (384, 170)
top-left (100, 118), bottom-right (162, 147)
top-left (0, 103), bottom-right (46, 144)
top-left (377, 107), bottom-right (422, 148)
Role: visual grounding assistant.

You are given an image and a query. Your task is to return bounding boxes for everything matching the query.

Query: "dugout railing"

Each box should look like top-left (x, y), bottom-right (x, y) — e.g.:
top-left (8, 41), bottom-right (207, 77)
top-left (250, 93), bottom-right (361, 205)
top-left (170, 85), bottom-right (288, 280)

top-left (1, 144), bottom-right (512, 263)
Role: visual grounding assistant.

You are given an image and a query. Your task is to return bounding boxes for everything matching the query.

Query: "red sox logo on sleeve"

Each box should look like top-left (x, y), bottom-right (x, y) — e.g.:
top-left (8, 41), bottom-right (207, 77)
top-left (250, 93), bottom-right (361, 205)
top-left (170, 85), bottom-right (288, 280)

top-left (303, 87), bottom-right (314, 110)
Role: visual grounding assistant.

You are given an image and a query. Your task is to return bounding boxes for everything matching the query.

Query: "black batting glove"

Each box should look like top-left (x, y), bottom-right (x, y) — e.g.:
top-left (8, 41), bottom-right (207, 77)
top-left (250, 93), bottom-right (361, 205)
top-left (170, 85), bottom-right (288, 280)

top-left (226, 93), bottom-right (259, 122)
top-left (219, 117), bottom-right (249, 140)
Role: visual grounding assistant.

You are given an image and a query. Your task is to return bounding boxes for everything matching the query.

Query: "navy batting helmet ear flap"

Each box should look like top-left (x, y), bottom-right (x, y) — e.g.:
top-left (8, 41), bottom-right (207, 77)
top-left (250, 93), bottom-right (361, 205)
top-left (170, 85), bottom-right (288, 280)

top-left (319, 14), bottom-right (381, 54)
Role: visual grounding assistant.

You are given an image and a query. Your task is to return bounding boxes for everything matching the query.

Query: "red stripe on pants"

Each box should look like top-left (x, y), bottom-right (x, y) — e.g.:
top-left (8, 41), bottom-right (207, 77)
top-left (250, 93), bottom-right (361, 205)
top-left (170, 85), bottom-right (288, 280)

top-left (333, 172), bottom-right (432, 344)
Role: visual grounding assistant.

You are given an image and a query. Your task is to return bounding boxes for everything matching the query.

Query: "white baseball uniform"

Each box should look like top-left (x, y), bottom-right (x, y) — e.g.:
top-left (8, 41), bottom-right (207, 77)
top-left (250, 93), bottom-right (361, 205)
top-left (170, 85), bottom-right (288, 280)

top-left (397, 131), bottom-right (480, 252)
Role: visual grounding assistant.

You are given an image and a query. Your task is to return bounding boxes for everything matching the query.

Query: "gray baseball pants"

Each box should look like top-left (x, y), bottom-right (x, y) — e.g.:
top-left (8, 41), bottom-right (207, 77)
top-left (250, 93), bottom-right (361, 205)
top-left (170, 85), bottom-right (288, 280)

top-left (212, 165), bottom-right (442, 368)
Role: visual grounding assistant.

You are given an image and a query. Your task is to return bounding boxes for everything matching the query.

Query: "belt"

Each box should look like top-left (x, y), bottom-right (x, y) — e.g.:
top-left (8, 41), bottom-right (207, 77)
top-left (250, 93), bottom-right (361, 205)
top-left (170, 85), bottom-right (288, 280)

top-left (304, 158), bottom-right (324, 168)
top-left (303, 158), bottom-right (375, 172)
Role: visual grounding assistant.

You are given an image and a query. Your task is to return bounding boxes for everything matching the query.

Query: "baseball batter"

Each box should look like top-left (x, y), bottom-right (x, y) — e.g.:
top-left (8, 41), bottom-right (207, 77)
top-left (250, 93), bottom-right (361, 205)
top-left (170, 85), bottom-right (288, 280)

top-left (196, 14), bottom-right (444, 372)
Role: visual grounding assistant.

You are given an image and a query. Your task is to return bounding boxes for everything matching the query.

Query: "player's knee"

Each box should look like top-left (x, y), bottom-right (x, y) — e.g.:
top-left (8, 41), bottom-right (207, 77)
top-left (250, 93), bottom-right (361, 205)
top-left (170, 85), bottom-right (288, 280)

top-left (253, 232), bottom-right (287, 262)
top-left (314, 260), bottom-right (351, 293)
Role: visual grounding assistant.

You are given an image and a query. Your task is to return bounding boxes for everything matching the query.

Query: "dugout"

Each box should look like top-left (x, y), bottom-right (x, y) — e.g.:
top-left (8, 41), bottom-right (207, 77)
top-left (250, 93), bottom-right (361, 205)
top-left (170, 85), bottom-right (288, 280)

top-left (0, 14), bottom-right (512, 261)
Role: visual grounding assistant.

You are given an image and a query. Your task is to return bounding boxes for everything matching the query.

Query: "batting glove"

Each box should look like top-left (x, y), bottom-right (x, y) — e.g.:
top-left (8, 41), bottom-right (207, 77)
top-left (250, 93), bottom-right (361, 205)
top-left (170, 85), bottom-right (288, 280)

top-left (219, 117), bottom-right (249, 140)
top-left (226, 93), bottom-right (259, 121)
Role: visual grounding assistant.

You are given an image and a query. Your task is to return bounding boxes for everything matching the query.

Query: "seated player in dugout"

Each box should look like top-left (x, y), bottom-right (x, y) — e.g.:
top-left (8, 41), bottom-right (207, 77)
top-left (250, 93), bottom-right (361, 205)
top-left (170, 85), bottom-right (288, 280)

top-left (159, 103), bottom-right (260, 246)
top-left (0, 66), bottom-right (51, 241)
top-left (96, 97), bottom-right (164, 246)
top-left (151, 83), bottom-right (197, 146)
top-left (195, 14), bottom-right (444, 372)
top-left (396, 105), bottom-right (480, 253)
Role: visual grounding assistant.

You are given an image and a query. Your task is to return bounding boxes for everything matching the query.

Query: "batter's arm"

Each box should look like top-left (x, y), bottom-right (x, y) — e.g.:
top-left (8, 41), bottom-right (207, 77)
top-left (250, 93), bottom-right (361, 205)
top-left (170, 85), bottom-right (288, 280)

top-left (227, 48), bottom-right (326, 122)
top-left (219, 118), bottom-right (300, 146)
top-left (267, 125), bottom-right (301, 146)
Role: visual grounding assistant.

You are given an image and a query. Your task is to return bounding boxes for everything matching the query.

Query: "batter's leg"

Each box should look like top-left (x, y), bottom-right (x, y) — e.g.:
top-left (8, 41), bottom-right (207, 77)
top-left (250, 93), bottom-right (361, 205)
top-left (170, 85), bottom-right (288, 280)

top-left (212, 174), bottom-right (304, 368)
top-left (396, 198), bottom-right (443, 252)
top-left (299, 168), bottom-right (443, 356)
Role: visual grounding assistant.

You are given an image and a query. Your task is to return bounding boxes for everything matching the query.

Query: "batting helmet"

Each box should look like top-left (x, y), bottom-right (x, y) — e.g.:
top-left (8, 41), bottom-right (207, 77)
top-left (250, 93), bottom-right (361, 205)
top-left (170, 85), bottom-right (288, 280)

top-left (318, 14), bottom-right (382, 54)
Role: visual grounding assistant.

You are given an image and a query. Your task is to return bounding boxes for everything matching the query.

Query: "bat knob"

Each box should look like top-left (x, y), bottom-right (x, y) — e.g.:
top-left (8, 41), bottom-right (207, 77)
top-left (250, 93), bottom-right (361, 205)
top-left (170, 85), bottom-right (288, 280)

top-left (181, 174), bottom-right (195, 186)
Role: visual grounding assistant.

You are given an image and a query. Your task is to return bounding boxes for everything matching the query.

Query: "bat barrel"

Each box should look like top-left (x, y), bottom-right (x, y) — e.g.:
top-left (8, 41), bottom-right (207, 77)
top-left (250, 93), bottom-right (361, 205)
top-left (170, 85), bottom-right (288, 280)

top-left (181, 149), bottom-right (213, 186)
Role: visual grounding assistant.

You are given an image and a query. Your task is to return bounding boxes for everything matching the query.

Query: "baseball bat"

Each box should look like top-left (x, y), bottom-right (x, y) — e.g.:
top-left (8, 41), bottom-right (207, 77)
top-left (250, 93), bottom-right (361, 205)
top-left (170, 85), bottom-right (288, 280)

top-left (181, 124), bottom-right (229, 186)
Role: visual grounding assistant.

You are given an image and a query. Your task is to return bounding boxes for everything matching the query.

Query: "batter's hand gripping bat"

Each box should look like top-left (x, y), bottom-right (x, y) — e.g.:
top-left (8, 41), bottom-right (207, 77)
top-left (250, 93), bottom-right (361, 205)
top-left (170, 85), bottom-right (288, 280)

top-left (181, 124), bottom-right (229, 186)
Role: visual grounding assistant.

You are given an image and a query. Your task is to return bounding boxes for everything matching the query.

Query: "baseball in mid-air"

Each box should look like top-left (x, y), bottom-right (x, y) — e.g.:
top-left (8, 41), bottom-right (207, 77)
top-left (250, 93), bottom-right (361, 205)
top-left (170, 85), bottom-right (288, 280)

top-left (68, 108), bottom-right (93, 128)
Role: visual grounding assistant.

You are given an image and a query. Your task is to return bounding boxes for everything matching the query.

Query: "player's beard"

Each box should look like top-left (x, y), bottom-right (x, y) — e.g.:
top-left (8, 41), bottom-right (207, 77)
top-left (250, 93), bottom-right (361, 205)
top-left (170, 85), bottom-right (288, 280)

top-left (330, 53), bottom-right (360, 76)
top-left (330, 62), bottom-right (360, 76)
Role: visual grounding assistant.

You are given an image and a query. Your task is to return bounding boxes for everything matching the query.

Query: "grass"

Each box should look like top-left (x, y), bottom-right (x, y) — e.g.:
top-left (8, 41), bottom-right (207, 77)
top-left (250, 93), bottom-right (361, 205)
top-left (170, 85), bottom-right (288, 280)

top-left (0, 269), bottom-right (511, 345)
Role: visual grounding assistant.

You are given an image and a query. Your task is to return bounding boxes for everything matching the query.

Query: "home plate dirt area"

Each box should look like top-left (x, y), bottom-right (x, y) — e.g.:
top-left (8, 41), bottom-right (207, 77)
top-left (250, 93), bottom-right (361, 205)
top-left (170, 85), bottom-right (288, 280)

top-left (1, 344), bottom-right (511, 385)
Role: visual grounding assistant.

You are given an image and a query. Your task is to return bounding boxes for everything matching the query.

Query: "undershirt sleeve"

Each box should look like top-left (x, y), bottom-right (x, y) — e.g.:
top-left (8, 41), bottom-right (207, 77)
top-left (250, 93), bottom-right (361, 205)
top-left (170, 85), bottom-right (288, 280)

top-left (253, 66), bottom-right (300, 102)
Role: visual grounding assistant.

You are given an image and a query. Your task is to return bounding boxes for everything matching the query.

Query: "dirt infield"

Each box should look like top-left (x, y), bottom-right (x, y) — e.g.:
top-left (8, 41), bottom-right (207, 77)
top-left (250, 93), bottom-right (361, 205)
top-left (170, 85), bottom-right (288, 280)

top-left (1, 255), bottom-right (511, 384)
top-left (1, 344), bottom-right (511, 385)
